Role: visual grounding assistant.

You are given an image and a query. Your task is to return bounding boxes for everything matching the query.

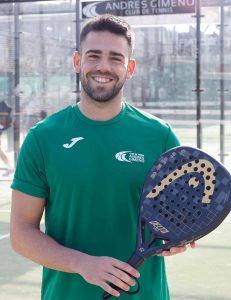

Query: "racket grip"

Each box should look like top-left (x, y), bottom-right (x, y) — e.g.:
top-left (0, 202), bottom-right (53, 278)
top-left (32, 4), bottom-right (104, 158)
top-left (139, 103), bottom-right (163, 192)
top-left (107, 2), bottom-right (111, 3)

top-left (127, 252), bottom-right (144, 269)
top-left (102, 254), bottom-right (144, 299)
top-left (102, 279), bottom-right (140, 299)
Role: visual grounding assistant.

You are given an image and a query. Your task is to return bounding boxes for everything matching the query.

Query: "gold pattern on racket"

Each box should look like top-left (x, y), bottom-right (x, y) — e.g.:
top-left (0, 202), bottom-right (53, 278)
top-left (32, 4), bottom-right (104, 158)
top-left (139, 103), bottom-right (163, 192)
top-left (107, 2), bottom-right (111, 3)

top-left (146, 159), bottom-right (216, 204)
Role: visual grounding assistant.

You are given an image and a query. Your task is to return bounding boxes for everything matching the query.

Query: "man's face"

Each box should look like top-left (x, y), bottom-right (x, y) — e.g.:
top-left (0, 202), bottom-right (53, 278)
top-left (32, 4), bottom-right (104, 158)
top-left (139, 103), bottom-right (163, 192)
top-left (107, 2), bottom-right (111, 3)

top-left (74, 31), bottom-right (135, 103)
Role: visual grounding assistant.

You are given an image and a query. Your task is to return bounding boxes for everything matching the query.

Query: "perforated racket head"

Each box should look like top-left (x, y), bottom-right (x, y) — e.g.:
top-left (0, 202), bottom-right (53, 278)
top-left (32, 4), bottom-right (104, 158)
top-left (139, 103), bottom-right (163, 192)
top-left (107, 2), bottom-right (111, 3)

top-left (102, 146), bottom-right (231, 299)
top-left (134, 146), bottom-right (231, 260)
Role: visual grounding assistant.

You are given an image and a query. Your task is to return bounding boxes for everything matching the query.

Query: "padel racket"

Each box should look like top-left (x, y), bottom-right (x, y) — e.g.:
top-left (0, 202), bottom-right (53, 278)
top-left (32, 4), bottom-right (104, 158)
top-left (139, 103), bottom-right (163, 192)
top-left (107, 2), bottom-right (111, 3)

top-left (103, 146), bottom-right (231, 299)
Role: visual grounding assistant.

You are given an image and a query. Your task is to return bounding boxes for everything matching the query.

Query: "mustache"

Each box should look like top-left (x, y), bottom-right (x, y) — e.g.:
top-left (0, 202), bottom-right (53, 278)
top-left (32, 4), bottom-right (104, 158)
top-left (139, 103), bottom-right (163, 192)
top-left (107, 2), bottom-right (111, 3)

top-left (88, 71), bottom-right (117, 79)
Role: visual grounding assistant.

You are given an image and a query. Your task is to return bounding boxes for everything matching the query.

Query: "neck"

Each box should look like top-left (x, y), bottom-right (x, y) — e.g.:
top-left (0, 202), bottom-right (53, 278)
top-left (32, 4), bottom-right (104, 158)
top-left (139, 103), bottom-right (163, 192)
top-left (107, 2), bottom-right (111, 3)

top-left (77, 92), bottom-right (123, 121)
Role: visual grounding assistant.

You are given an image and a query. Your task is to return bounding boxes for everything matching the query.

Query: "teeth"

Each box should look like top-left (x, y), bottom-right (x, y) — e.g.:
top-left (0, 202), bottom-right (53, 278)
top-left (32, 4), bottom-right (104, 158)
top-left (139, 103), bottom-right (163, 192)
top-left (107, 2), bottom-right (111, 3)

top-left (93, 77), bottom-right (111, 83)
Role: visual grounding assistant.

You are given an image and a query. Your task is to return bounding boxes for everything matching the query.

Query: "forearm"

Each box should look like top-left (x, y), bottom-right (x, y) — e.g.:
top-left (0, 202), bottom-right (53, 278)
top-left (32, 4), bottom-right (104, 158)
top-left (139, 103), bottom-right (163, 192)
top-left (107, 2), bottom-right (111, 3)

top-left (10, 191), bottom-right (140, 296)
top-left (10, 223), bottom-right (86, 274)
top-left (10, 223), bottom-right (141, 297)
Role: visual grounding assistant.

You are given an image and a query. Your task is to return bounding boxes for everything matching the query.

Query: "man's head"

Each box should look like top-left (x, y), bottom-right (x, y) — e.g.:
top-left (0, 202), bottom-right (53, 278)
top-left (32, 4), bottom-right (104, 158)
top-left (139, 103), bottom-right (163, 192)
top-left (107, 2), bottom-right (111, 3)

top-left (73, 14), bottom-right (136, 103)
top-left (79, 14), bottom-right (135, 56)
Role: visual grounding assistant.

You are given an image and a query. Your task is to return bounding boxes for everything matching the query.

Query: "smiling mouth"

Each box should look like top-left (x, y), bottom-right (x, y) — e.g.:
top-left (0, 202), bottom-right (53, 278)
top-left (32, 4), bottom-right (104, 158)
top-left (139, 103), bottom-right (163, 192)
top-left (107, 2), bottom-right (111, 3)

top-left (91, 76), bottom-right (114, 84)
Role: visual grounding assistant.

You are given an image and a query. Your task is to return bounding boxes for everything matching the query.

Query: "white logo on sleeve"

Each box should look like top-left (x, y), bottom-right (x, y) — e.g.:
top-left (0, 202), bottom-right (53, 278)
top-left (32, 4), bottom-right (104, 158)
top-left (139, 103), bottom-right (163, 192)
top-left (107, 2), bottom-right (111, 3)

top-left (63, 137), bottom-right (84, 148)
top-left (115, 151), bottom-right (145, 163)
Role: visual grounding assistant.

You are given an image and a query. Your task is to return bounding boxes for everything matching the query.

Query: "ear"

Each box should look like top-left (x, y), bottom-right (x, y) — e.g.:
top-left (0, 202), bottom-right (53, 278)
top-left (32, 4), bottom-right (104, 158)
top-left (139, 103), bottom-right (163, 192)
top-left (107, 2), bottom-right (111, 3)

top-left (126, 59), bottom-right (136, 80)
top-left (73, 51), bottom-right (81, 73)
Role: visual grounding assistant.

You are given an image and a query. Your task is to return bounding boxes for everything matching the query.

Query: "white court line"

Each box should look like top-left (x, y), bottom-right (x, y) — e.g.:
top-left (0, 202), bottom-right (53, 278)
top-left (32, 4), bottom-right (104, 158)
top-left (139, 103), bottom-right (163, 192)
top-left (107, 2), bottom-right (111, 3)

top-left (0, 233), bottom-right (10, 240)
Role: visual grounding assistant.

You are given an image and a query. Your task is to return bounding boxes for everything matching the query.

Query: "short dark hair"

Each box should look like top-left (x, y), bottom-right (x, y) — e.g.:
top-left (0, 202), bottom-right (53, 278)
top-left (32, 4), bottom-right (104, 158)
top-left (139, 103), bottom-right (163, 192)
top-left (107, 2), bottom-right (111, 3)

top-left (80, 14), bottom-right (135, 54)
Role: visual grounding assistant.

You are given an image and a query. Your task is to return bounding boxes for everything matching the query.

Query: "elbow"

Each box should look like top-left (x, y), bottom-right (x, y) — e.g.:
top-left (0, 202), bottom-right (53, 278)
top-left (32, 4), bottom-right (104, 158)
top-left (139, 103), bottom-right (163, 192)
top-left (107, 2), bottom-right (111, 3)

top-left (10, 221), bottom-right (39, 256)
top-left (10, 221), bottom-right (27, 254)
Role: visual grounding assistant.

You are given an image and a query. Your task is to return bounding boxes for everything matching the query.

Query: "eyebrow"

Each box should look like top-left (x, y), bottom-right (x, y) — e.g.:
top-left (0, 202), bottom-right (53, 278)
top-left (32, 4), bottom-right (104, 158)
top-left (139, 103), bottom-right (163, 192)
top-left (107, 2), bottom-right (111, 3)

top-left (85, 49), bottom-right (125, 59)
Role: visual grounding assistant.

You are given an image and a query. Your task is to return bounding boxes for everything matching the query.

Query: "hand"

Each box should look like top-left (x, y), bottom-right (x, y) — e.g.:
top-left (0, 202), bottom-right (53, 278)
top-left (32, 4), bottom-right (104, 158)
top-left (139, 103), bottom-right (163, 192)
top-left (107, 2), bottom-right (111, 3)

top-left (158, 241), bottom-right (196, 256)
top-left (78, 254), bottom-right (140, 297)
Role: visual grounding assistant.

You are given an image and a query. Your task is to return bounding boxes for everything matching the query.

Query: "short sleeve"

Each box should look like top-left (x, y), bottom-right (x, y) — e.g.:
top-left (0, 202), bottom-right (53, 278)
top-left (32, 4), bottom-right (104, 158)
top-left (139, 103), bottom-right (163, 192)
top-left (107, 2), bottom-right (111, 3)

top-left (11, 129), bottom-right (49, 198)
top-left (164, 124), bottom-right (180, 151)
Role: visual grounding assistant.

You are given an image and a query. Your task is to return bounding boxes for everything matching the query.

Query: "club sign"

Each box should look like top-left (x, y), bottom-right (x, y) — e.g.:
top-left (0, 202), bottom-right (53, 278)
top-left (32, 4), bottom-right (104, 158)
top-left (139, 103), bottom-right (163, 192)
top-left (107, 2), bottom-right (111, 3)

top-left (82, 0), bottom-right (196, 18)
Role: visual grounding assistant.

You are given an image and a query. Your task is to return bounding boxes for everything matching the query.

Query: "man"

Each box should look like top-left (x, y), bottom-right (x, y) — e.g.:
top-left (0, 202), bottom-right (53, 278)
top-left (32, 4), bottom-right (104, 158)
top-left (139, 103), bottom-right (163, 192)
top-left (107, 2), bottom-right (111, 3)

top-left (10, 15), bottom-right (194, 300)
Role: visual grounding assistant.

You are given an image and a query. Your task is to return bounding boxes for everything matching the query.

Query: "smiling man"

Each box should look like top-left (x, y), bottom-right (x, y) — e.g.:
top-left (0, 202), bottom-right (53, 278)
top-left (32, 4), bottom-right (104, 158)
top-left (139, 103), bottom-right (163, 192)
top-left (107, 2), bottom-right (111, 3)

top-left (10, 14), bottom-right (194, 300)
top-left (75, 32), bottom-right (133, 102)
top-left (73, 20), bottom-right (136, 121)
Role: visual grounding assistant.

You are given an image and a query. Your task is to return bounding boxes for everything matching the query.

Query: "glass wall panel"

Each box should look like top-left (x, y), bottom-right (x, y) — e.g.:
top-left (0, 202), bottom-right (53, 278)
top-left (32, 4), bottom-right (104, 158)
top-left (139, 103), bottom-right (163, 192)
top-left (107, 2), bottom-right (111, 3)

top-left (0, 11), bottom-right (15, 178)
top-left (125, 22), bottom-right (198, 147)
top-left (0, 0), bottom-right (230, 176)
top-left (0, 1), bottom-right (77, 179)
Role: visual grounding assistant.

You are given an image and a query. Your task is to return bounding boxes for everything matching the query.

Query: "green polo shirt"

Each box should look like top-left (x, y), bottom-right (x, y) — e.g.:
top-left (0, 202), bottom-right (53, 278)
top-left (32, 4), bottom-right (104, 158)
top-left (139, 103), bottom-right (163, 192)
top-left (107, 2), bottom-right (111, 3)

top-left (11, 102), bottom-right (180, 300)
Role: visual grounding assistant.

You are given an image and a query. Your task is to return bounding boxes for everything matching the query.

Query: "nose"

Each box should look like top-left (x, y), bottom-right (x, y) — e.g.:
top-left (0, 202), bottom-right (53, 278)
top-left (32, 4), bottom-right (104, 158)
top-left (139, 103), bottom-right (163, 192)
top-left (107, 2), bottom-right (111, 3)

top-left (95, 58), bottom-right (111, 73)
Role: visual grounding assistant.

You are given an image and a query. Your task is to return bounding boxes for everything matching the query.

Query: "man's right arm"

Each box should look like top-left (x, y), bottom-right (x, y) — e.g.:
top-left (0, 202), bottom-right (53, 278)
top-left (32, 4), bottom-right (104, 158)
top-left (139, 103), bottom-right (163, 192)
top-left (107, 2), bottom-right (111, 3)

top-left (10, 190), bottom-right (139, 297)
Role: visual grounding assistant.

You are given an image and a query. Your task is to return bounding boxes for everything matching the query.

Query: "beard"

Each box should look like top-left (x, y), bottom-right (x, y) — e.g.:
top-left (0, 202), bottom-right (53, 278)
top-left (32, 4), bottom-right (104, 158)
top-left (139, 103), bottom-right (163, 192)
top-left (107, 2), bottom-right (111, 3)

top-left (79, 71), bottom-right (126, 103)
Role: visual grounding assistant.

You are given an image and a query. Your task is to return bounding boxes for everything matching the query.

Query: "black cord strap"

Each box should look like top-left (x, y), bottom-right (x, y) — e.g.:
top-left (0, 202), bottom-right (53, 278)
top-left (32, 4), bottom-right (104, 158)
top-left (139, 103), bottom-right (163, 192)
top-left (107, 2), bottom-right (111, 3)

top-left (102, 277), bottom-right (140, 299)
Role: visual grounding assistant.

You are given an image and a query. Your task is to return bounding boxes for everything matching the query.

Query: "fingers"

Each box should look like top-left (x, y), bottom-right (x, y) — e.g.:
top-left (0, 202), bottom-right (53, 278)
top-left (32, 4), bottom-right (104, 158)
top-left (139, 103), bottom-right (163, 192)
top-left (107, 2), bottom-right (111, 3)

top-left (78, 255), bottom-right (140, 297)
top-left (190, 241), bottom-right (196, 248)
top-left (102, 259), bottom-right (139, 294)
top-left (112, 259), bottom-right (140, 279)
top-left (104, 273), bottom-right (130, 293)
top-left (159, 245), bottom-right (186, 256)
top-left (109, 265), bottom-right (137, 287)
top-left (101, 282), bottom-right (121, 298)
top-left (158, 241), bottom-right (196, 256)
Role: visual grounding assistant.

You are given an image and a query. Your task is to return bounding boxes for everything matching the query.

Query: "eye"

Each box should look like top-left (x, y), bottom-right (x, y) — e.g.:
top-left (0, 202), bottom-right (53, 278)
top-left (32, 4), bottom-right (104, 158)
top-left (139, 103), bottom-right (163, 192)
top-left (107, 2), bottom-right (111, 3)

top-left (111, 56), bottom-right (123, 63)
top-left (88, 54), bottom-right (100, 60)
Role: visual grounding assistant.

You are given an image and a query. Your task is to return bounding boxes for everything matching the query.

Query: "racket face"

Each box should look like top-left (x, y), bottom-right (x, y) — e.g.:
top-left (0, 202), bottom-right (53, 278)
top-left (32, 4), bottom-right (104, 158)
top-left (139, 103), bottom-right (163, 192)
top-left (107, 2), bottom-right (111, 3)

top-left (136, 146), bottom-right (231, 258)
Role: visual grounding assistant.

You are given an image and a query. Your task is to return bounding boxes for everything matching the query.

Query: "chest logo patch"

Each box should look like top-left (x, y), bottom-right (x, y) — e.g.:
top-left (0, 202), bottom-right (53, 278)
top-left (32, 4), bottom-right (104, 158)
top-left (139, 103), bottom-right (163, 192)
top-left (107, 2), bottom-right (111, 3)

top-left (63, 137), bottom-right (84, 148)
top-left (115, 151), bottom-right (145, 163)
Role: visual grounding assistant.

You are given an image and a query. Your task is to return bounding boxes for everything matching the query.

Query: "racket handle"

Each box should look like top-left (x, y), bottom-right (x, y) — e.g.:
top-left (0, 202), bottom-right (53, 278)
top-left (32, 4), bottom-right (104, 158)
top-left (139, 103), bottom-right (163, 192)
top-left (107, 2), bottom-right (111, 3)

top-left (102, 253), bottom-right (144, 299)
top-left (102, 279), bottom-right (140, 299)
top-left (127, 252), bottom-right (144, 269)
